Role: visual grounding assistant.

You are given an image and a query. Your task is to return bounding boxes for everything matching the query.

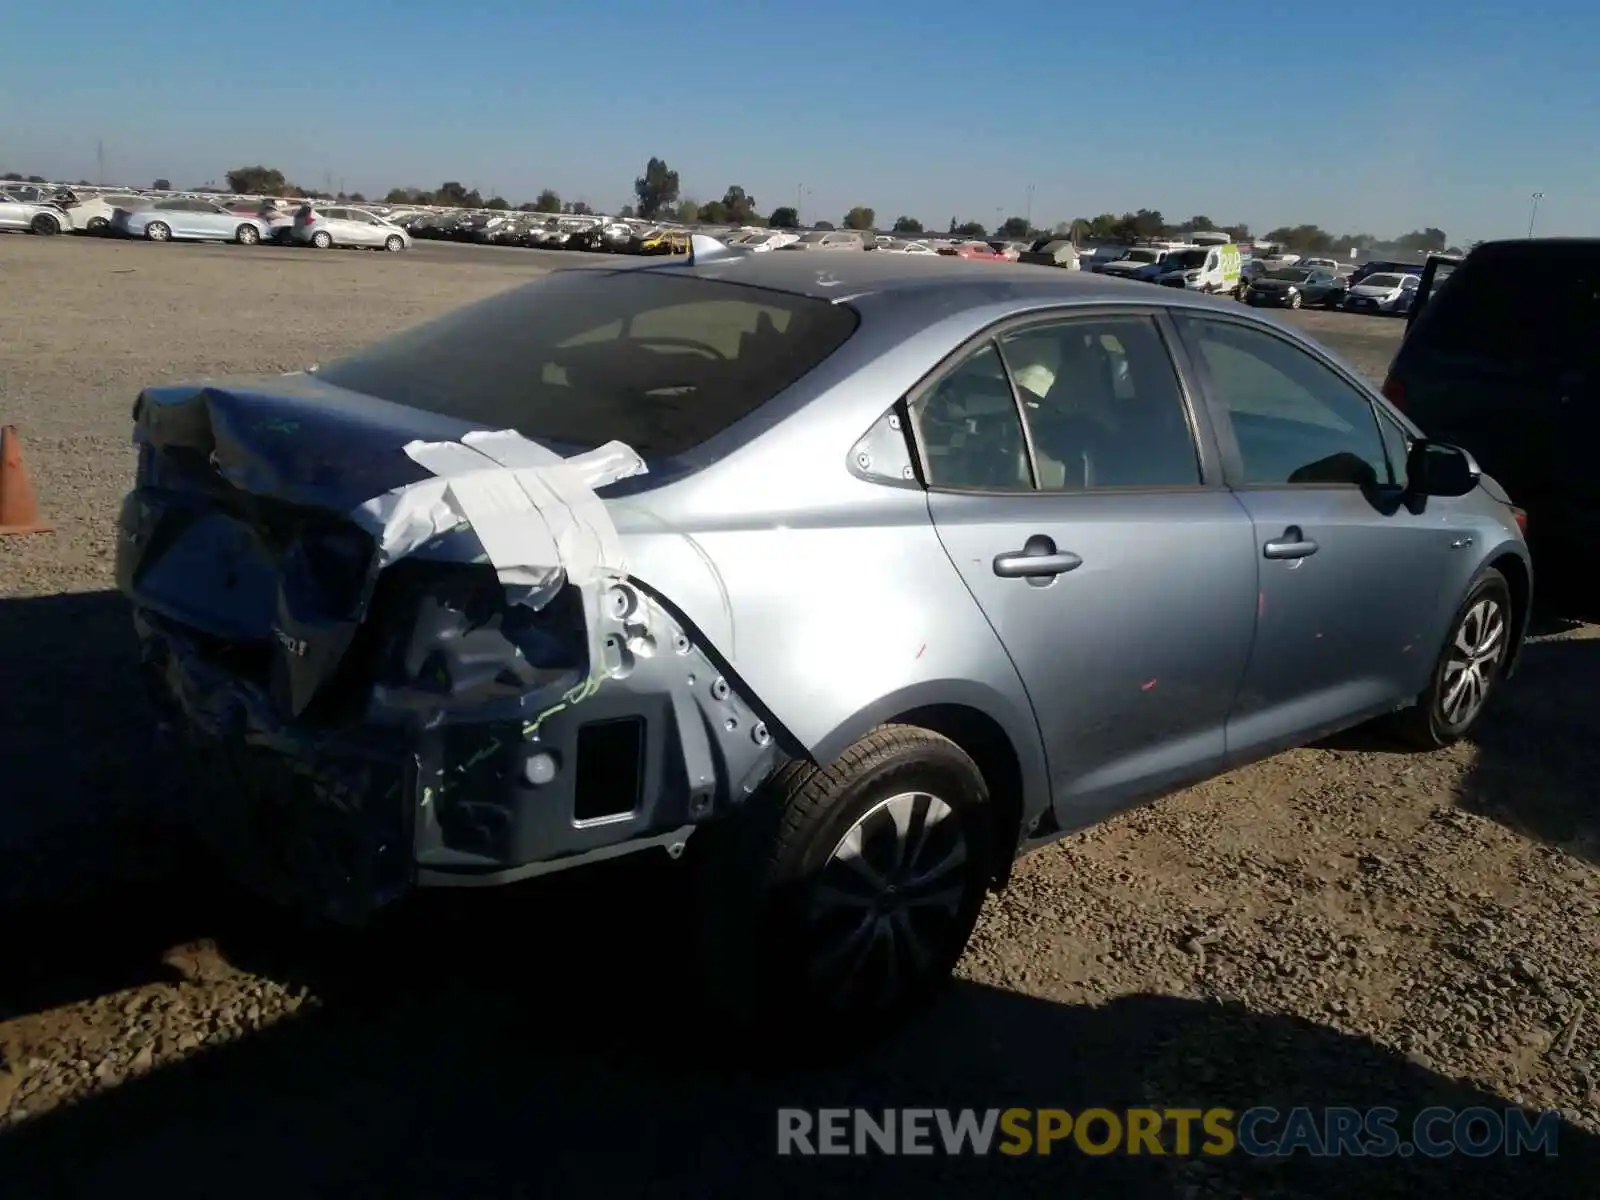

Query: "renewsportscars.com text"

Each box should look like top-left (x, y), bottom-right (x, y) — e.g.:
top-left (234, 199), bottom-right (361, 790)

top-left (776, 1106), bottom-right (1563, 1158)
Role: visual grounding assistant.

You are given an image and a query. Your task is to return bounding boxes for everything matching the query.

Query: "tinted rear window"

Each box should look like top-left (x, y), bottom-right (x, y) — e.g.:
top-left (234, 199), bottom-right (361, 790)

top-left (1405, 244), bottom-right (1600, 364)
top-left (314, 271), bottom-right (860, 459)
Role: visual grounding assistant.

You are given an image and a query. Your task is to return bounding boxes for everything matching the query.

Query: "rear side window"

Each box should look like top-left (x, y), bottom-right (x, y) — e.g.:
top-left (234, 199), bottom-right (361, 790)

top-left (314, 272), bottom-right (859, 459)
top-left (1407, 245), bottom-right (1600, 364)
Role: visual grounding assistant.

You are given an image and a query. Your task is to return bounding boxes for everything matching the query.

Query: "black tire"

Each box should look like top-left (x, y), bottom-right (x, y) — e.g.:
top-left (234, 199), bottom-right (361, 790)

top-left (1383, 567), bottom-right (1514, 749)
top-left (145, 221), bottom-right (171, 242)
top-left (692, 724), bottom-right (993, 1049)
top-left (86, 216), bottom-right (109, 235)
top-left (311, 230), bottom-right (332, 249)
top-left (384, 234), bottom-right (404, 252)
top-left (1288, 292), bottom-right (1303, 309)
top-left (235, 223), bottom-right (260, 245)
top-left (30, 212), bottom-right (61, 236)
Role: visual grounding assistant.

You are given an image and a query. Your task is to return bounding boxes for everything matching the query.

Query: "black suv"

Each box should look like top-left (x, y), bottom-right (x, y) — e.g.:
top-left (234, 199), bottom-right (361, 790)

top-left (1383, 238), bottom-right (1596, 561)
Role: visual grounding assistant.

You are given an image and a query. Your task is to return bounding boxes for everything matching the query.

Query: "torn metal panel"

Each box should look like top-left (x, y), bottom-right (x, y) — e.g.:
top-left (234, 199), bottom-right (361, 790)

top-left (120, 380), bottom-right (784, 926)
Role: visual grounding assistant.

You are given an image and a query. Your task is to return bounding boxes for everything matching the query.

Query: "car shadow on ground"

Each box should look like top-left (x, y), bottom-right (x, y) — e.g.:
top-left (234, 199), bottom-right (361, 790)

top-left (1, 906), bottom-right (1596, 1200)
top-left (0, 590), bottom-right (212, 1018)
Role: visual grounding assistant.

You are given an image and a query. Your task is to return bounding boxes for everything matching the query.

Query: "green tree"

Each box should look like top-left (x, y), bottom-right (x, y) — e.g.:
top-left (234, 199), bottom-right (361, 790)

top-left (151, 178), bottom-right (171, 191)
top-left (618, 204), bottom-right (635, 218)
top-left (566, 200), bottom-right (594, 215)
top-left (719, 185), bottom-right (758, 224)
top-left (1177, 215), bottom-right (1216, 233)
top-left (348, 192), bottom-right (366, 203)
top-left (768, 205), bottom-right (798, 228)
top-left (434, 181), bottom-right (481, 208)
top-left (674, 198), bottom-right (701, 221)
top-left (812, 220), bottom-right (836, 231)
top-left (225, 166), bottom-right (288, 195)
top-left (892, 215), bottom-right (923, 233)
top-left (999, 216), bottom-right (1030, 238)
top-left (1263, 224), bottom-right (1334, 253)
top-left (485, 196), bottom-right (509, 210)
top-left (954, 220), bottom-right (986, 237)
top-left (843, 205), bottom-right (876, 230)
top-left (698, 199), bottom-right (729, 223)
top-left (1394, 227), bottom-right (1448, 253)
top-left (532, 188), bottom-right (561, 213)
top-left (633, 156), bottom-right (681, 219)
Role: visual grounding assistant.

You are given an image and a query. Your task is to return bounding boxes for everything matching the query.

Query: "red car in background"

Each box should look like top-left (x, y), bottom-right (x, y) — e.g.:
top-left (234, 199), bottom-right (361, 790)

top-left (937, 240), bottom-right (1007, 261)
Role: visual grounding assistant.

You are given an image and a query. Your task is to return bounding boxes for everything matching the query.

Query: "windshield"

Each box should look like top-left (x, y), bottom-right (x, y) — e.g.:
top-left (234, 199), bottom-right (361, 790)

top-left (1267, 269), bottom-right (1313, 282)
top-left (1167, 249), bottom-right (1208, 269)
top-left (314, 272), bottom-right (860, 461)
top-left (1124, 249), bottom-right (1161, 263)
top-left (1362, 274), bottom-right (1406, 289)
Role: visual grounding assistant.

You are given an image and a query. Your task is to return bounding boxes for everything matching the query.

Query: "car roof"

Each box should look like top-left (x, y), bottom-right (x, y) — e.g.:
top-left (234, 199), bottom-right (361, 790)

top-left (619, 248), bottom-right (1246, 312)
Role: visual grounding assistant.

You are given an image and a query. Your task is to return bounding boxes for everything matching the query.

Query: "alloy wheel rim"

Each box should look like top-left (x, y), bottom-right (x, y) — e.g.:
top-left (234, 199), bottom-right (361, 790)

top-left (806, 790), bottom-right (970, 1009)
top-left (1440, 595), bottom-right (1507, 727)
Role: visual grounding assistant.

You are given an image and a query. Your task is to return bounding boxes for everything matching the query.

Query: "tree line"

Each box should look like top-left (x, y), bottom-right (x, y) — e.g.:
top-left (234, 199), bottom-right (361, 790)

top-left (5, 163), bottom-right (1463, 255)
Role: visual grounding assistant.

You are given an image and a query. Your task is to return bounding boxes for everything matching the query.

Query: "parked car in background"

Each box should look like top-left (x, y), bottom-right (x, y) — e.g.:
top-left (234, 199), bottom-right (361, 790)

top-left (779, 230), bottom-right (868, 252)
top-left (111, 197), bottom-right (273, 244)
top-left (1342, 271), bottom-right (1420, 315)
top-left (1387, 239), bottom-right (1592, 565)
top-left (1155, 243), bottom-right (1242, 294)
top-left (938, 240), bottom-right (1007, 261)
top-left (1244, 267), bottom-right (1344, 309)
top-left (1019, 237), bottom-right (1080, 269)
top-left (116, 251), bottom-right (1530, 1039)
top-left (50, 189), bottom-right (146, 234)
top-left (1097, 246), bottom-right (1177, 282)
top-left (289, 204), bottom-right (411, 251)
top-left (1347, 260), bottom-right (1423, 290)
top-left (0, 192), bottom-right (69, 235)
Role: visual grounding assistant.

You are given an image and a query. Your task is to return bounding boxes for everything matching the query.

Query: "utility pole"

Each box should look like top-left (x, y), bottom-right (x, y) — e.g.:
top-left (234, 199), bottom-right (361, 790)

top-left (1527, 192), bottom-right (1544, 238)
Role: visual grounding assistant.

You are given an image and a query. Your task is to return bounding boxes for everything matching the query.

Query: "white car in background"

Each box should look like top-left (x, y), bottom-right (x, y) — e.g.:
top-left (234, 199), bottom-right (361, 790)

top-left (1342, 270), bottom-right (1421, 315)
top-left (734, 230), bottom-right (799, 251)
top-left (877, 238), bottom-right (938, 254)
top-left (290, 204), bottom-right (412, 251)
top-left (52, 191), bottom-right (147, 234)
top-left (0, 192), bottom-right (71, 235)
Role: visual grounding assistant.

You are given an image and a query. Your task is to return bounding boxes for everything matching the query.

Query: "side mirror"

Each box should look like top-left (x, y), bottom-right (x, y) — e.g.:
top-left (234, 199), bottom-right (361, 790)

top-left (1406, 439), bottom-right (1480, 498)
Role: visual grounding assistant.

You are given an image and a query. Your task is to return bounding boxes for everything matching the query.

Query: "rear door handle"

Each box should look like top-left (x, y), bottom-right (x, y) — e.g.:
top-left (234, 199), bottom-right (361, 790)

top-left (993, 534), bottom-right (1083, 583)
top-left (1263, 526), bottom-right (1319, 560)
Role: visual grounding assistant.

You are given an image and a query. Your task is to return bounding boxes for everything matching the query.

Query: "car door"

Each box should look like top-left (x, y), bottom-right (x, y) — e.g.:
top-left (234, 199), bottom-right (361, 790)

top-left (910, 311), bottom-right (1259, 831)
top-left (341, 209), bottom-right (379, 245)
top-left (1171, 313), bottom-right (1459, 756)
top-left (0, 197), bottom-right (22, 230)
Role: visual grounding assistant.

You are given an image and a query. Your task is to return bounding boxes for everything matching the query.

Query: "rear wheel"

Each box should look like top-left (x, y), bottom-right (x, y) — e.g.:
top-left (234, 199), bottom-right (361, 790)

top-left (311, 230), bottom-right (332, 249)
top-left (692, 724), bottom-right (993, 1048)
top-left (1288, 292), bottom-right (1303, 309)
top-left (235, 223), bottom-right (260, 245)
top-left (1383, 567), bottom-right (1513, 749)
top-left (30, 212), bottom-right (62, 236)
top-left (86, 215), bottom-right (109, 235)
top-left (384, 234), bottom-right (404, 252)
top-left (145, 221), bottom-right (171, 242)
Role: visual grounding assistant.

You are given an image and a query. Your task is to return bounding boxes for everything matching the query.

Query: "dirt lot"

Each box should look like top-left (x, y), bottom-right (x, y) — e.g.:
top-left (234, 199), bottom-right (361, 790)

top-left (0, 235), bottom-right (1596, 1198)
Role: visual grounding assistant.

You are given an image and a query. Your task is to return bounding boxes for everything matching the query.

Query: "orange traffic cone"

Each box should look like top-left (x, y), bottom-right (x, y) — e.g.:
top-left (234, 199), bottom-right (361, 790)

top-left (0, 425), bottom-right (52, 536)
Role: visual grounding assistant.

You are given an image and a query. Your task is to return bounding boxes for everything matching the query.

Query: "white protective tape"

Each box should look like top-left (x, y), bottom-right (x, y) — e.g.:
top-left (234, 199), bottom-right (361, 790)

top-left (349, 430), bottom-right (648, 609)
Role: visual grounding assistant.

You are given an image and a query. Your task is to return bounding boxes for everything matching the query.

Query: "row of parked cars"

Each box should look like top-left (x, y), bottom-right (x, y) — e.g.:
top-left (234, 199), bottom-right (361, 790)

top-left (0, 184), bottom-right (415, 251)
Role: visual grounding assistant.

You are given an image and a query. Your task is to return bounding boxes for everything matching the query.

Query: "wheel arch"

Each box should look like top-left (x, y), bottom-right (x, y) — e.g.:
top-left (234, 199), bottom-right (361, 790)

top-left (890, 702), bottom-right (1032, 889)
top-left (1486, 548), bottom-right (1532, 676)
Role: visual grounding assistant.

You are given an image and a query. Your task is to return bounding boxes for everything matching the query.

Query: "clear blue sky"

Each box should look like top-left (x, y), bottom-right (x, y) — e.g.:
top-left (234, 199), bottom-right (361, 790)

top-left (3, 0), bottom-right (1595, 244)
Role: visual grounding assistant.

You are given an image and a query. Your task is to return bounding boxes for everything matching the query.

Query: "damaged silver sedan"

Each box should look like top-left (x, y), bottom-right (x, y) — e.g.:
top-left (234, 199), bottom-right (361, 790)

top-left (118, 241), bottom-right (1532, 1031)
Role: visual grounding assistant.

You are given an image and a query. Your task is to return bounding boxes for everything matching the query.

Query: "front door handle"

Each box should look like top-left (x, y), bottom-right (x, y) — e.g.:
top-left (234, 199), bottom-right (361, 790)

top-left (1263, 526), bottom-right (1319, 560)
top-left (993, 534), bottom-right (1083, 583)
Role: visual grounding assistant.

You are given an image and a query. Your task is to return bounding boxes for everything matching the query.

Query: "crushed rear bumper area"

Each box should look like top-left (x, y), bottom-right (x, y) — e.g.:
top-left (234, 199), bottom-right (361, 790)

top-left (135, 578), bottom-right (784, 926)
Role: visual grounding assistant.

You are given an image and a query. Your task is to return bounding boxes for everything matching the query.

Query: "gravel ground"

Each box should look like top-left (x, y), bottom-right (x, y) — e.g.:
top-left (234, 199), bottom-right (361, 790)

top-left (1, 235), bottom-right (1596, 1198)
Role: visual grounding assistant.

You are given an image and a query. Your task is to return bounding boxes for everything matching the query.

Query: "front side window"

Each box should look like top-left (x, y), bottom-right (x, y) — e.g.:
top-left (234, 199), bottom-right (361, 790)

top-left (1175, 316), bottom-right (1391, 488)
top-left (314, 272), bottom-right (860, 461)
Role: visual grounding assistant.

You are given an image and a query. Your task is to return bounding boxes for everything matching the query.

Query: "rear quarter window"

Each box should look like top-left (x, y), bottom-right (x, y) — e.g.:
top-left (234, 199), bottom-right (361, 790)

top-left (313, 271), bottom-right (860, 460)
